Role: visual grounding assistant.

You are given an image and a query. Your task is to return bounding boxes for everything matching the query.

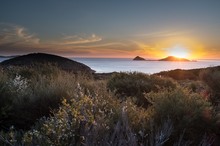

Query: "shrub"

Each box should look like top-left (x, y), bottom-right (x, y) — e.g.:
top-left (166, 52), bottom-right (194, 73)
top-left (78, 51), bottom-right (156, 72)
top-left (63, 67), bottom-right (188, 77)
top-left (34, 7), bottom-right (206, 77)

top-left (0, 80), bottom-right (216, 145)
top-left (145, 88), bottom-right (216, 144)
top-left (0, 64), bottom-right (88, 130)
top-left (156, 69), bottom-right (200, 80)
top-left (1, 65), bottom-right (219, 145)
top-left (0, 70), bottom-right (13, 130)
top-left (107, 72), bottom-right (177, 107)
top-left (20, 84), bottom-right (151, 146)
top-left (199, 68), bottom-right (220, 104)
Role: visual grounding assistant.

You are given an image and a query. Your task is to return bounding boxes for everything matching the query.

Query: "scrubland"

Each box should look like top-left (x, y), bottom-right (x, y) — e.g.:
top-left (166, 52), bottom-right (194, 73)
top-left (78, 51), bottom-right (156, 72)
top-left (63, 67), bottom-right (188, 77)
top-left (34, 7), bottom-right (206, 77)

top-left (0, 64), bottom-right (220, 146)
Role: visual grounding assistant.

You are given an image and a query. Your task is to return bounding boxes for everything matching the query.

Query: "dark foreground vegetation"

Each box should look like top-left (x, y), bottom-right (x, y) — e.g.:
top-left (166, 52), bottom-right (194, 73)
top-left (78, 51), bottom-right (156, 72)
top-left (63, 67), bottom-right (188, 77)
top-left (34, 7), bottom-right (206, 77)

top-left (0, 59), bottom-right (220, 145)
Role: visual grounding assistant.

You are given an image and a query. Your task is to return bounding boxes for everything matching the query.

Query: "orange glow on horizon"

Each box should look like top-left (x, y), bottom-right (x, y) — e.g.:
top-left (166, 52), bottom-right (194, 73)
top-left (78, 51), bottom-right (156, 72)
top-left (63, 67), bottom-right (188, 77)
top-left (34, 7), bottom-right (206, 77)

top-left (166, 45), bottom-right (190, 58)
top-left (64, 36), bottom-right (211, 59)
top-left (131, 35), bottom-right (208, 60)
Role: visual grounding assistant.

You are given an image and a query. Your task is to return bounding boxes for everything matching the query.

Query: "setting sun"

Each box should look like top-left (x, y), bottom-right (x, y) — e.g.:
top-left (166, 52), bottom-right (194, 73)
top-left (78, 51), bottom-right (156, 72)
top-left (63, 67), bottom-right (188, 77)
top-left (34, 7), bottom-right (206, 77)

top-left (168, 46), bottom-right (190, 58)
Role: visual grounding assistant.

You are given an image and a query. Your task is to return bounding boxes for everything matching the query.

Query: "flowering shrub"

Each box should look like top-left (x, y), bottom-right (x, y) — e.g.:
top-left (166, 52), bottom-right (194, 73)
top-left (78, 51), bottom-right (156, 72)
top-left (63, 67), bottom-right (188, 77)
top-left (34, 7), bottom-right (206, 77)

top-left (7, 74), bottom-right (28, 94)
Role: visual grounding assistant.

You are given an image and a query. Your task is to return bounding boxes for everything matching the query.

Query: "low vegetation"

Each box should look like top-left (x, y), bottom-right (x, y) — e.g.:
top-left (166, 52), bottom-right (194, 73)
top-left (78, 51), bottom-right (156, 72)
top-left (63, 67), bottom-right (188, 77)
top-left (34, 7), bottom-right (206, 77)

top-left (199, 67), bottom-right (220, 105)
top-left (0, 64), bottom-right (220, 145)
top-left (107, 72), bottom-right (177, 107)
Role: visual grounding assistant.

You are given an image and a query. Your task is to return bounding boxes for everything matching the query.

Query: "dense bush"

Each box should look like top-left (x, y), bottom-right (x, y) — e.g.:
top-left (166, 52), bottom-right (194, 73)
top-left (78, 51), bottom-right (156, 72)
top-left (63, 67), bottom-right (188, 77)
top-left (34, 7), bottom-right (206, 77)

top-left (0, 64), bottom-right (92, 130)
top-left (156, 69), bottom-right (201, 80)
top-left (107, 72), bottom-right (177, 107)
top-left (200, 68), bottom-right (220, 104)
top-left (0, 87), bottom-right (215, 146)
top-left (0, 69), bottom-right (12, 130)
top-left (0, 83), bottom-right (152, 146)
top-left (146, 88), bottom-right (216, 144)
top-left (0, 67), bottom-right (219, 145)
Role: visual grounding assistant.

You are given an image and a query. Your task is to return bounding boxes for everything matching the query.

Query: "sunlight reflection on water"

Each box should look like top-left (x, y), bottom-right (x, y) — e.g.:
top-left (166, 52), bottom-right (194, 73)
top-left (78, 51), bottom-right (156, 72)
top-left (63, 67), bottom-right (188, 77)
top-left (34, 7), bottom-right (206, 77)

top-left (73, 58), bottom-right (220, 74)
top-left (1, 57), bottom-right (219, 74)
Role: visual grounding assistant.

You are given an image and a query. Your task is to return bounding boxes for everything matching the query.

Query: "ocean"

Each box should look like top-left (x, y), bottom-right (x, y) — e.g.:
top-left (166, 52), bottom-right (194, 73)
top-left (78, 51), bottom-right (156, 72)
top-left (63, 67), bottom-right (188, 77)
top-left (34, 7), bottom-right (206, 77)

top-left (1, 57), bottom-right (220, 74)
top-left (73, 58), bottom-right (220, 74)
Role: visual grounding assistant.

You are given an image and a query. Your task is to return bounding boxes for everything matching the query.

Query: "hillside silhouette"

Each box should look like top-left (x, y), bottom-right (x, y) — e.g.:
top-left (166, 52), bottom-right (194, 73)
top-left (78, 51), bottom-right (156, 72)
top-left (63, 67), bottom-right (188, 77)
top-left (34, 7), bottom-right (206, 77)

top-left (0, 53), bottom-right (95, 73)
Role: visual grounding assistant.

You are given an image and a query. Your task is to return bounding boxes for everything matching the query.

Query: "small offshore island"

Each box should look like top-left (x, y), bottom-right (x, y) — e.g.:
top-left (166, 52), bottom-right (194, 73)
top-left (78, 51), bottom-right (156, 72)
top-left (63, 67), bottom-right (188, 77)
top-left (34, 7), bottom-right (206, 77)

top-left (133, 56), bottom-right (194, 62)
top-left (133, 56), bottom-right (146, 61)
top-left (159, 56), bottom-right (190, 61)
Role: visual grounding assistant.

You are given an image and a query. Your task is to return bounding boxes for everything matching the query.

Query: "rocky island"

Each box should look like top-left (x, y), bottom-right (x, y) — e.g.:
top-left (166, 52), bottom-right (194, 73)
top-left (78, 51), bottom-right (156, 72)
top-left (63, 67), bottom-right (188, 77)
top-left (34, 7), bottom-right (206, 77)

top-left (158, 56), bottom-right (190, 62)
top-left (133, 56), bottom-right (146, 61)
top-left (133, 56), bottom-right (192, 62)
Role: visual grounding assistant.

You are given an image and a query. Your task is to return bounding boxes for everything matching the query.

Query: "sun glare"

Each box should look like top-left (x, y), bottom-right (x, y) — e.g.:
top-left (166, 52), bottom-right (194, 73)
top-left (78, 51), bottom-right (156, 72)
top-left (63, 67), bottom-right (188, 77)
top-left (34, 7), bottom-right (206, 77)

top-left (168, 46), bottom-right (189, 58)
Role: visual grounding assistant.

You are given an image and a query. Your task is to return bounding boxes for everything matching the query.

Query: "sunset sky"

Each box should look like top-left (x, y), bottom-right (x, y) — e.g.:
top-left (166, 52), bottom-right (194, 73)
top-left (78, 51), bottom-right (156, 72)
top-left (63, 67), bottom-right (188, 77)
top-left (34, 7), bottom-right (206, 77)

top-left (0, 0), bottom-right (220, 59)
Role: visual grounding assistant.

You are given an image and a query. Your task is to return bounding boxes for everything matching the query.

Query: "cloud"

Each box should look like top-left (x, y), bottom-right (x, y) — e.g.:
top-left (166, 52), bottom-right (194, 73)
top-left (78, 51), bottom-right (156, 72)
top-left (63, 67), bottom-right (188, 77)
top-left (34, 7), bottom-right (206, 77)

top-left (134, 30), bottom-right (190, 40)
top-left (0, 24), bottom-right (105, 56)
top-left (15, 27), bottom-right (39, 44)
top-left (0, 23), bottom-right (102, 54)
top-left (0, 24), bottom-right (194, 58)
top-left (72, 42), bottom-right (128, 49)
top-left (0, 23), bottom-right (40, 45)
top-left (60, 33), bottom-right (102, 45)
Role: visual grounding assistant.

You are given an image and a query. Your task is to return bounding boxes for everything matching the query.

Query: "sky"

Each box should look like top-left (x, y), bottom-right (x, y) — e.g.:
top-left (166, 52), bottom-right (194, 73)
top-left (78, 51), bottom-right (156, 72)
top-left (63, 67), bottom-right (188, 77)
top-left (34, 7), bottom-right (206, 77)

top-left (0, 0), bottom-right (220, 59)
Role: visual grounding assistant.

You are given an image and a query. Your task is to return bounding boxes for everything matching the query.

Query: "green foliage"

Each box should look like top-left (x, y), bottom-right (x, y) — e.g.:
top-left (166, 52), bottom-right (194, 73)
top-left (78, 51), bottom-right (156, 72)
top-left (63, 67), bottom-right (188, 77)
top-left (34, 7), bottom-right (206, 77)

top-left (0, 69), bottom-right (15, 130)
top-left (107, 72), bottom-right (177, 107)
top-left (0, 64), bottom-right (86, 130)
top-left (20, 84), bottom-right (150, 146)
top-left (156, 69), bottom-right (201, 80)
top-left (146, 88), bottom-right (216, 144)
top-left (200, 68), bottom-right (220, 104)
top-left (0, 65), bottom-right (219, 145)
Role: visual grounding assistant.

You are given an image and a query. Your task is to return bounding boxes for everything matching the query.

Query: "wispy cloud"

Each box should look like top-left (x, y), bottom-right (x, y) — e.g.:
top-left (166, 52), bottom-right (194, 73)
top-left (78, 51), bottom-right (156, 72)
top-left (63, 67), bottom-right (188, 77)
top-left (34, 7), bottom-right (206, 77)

top-left (2, 23), bottom-right (205, 58)
top-left (71, 42), bottom-right (128, 49)
top-left (0, 23), bottom-right (106, 56)
top-left (60, 33), bottom-right (102, 45)
top-left (15, 27), bottom-right (39, 44)
top-left (0, 24), bottom-right (158, 58)
top-left (134, 30), bottom-right (190, 39)
top-left (0, 23), bottom-right (40, 45)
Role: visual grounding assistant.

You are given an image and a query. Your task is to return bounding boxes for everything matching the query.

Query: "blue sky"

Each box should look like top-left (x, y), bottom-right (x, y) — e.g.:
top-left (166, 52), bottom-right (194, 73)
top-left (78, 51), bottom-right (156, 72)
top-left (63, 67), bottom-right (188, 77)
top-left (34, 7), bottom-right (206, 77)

top-left (0, 0), bottom-right (220, 58)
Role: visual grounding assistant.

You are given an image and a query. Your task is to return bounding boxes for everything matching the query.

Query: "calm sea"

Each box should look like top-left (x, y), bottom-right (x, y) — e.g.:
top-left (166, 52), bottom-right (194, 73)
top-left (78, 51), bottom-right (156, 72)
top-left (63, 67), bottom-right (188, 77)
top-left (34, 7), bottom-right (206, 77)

top-left (1, 57), bottom-right (220, 74)
top-left (73, 58), bottom-right (220, 74)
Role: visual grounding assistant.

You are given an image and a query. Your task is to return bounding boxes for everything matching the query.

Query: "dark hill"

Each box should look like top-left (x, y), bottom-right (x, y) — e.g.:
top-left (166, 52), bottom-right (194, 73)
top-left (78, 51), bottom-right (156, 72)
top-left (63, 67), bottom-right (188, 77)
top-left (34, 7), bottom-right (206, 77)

top-left (159, 56), bottom-right (190, 61)
top-left (0, 53), bottom-right (95, 73)
top-left (133, 56), bottom-right (146, 61)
